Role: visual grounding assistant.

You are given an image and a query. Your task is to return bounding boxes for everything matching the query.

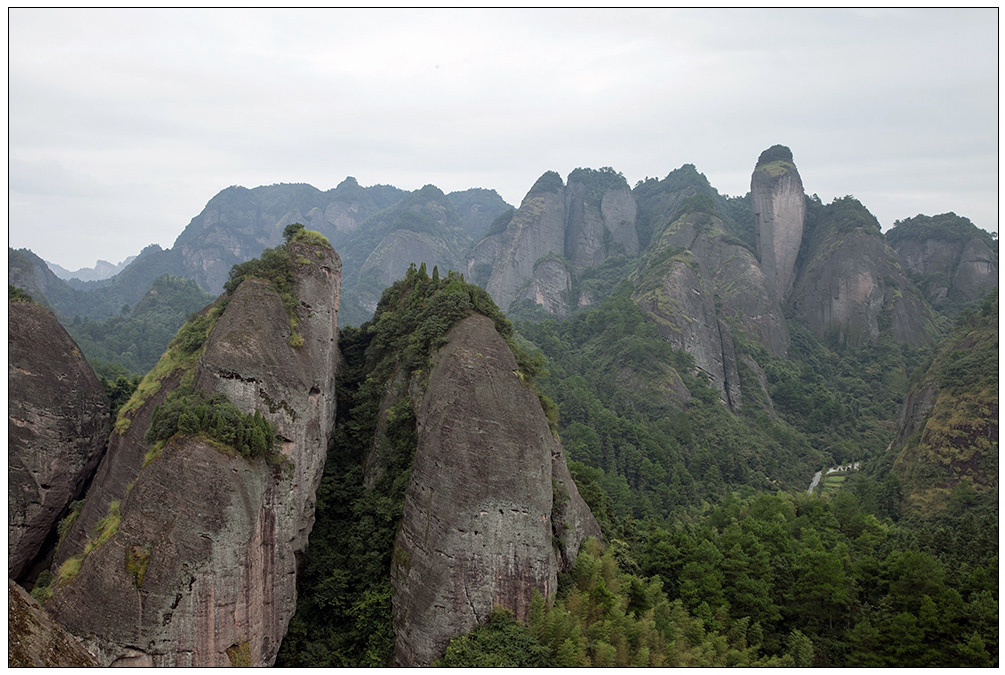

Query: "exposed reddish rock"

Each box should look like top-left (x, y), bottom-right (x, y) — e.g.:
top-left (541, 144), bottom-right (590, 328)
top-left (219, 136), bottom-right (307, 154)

top-left (391, 315), bottom-right (600, 666)
top-left (8, 301), bottom-right (110, 580)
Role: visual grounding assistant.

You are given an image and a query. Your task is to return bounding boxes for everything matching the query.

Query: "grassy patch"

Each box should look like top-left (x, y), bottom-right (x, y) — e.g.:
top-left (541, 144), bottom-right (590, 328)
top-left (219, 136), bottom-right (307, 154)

top-left (57, 555), bottom-right (84, 585)
top-left (125, 543), bottom-right (152, 588)
top-left (114, 307), bottom-right (219, 431)
top-left (226, 641), bottom-right (252, 667)
top-left (86, 500), bottom-right (121, 554)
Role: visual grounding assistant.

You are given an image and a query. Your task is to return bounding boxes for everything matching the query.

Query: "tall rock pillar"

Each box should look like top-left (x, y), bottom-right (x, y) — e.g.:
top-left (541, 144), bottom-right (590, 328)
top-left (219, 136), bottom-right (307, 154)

top-left (751, 145), bottom-right (806, 301)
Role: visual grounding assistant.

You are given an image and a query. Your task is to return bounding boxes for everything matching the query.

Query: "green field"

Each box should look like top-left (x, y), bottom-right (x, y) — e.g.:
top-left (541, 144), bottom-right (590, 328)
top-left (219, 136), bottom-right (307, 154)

top-left (819, 473), bottom-right (848, 496)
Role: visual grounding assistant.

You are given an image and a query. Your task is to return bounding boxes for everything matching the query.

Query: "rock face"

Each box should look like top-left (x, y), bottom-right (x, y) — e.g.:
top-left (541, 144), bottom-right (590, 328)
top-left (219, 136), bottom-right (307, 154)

top-left (8, 580), bottom-right (99, 667)
top-left (391, 315), bottom-right (600, 666)
top-left (564, 168), bottom-right (639, 270)
top-left (887, 212), bottom-right (999, 309)
top-left (46, 239), bottom-right (341, 666)
top-left (751, 145), bottom-right (806, 302)
top-left (630, 211), bottom-right (785, 410)
top-left (476, 172), bottom-right (569, 314)
top-left (468, 168), bottom-right (639, 317)
top-left (657, 212), bottom-right (789, 358)
top-left (792, 197), bottom-right (936, 348)
top-left (8, 301), bottom-right (110, 580)
top-left (343, 185), bottom-right (477, 324)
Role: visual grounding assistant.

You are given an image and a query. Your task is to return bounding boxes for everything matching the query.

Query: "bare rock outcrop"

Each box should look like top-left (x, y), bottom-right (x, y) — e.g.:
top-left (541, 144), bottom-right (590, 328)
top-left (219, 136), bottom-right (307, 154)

top-left (791, 197), bottom-right (936, 348)
top-left (46, 238), bottom-right (341, 666)
top-left (887, 212), bottom-right (998, 309)
top-left (468, 168), bottom-right (639, 317)
top-left (657, 212), bottom-right (789, 358)
top-left (476, 172), bottom-right (568, 313)
top-left (391, 315), bottom-right (600, 666)
top-left (564, 168), bottom-right (639, 270)
top-left (751, 145), bottom-right (806, 301)
top-left (630, 210), bottom-right (788, 410)
top-left (632, 243), bottom-right (741, 409)
top-left (8, 579), bottom-right (99, 667)
top-left (8, 301), bottom-right (110, 580)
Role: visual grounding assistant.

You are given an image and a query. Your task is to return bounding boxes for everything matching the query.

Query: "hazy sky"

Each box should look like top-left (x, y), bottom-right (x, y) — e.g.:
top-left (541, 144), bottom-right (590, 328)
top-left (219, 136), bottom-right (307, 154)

top-left (8, 8), bottom-right (999, 270)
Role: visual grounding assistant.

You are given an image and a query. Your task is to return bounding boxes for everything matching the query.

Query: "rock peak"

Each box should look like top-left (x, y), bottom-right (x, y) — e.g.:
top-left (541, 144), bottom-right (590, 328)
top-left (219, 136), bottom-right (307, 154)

top-left (751, 145), bottom-right (805, 300)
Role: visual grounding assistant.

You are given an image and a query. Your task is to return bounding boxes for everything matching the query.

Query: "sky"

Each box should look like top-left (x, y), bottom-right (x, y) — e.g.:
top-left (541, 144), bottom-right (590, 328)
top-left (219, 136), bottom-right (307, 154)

top-left (8, 8), bottom-right (999, 271)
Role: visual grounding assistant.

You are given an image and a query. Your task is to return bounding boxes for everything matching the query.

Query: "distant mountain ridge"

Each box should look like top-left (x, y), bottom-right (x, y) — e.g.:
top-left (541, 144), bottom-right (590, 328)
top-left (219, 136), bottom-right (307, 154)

top-left (46, 256), bottom-right (137, 283)
top-left (10, 152), bottom-right (998, 384)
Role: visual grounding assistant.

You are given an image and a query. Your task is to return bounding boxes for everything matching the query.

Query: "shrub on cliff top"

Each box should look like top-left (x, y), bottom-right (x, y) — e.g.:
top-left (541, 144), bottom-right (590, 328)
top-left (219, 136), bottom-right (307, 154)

top-left (756, 144), bottom-right (793, 166)
top-left (365, 262), bottom-right (538, 384)
top-left (8, 285), bottom-right (33, 303)
top-left (223, 224), bottom-right (330, 343)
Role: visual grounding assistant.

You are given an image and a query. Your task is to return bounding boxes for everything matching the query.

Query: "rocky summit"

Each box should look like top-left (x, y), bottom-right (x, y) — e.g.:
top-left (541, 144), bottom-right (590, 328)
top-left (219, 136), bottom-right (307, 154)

top-left (391, 314), bottom-right (600, 666)
top-left (751, 144), bottom-right (806, 302)
top-left (44, 236), bottom-right (341, 666)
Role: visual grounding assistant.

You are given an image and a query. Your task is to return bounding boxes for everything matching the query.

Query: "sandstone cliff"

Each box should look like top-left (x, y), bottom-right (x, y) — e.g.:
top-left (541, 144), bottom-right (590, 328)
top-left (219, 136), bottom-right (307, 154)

top-left (751, 145), bottom-right (806, 302)
top-left (791, 196), bottom-right (936, 348)
top-left (8, 580), bottom-right (99, 667)
top-left (45, 236), bottom-right (341, 666)
top-left (887, 212), bottom-right (999, 311)
top-left (475, 172), bottom-right (569, 314)
top-left (8, 301), bottom-right (110, 580)
top-left (468, 168), bottom-right (639, 317)
top-left (630, 210), bottom-right (784, 410)
top-left (391, 314), bottom-right (600, 666)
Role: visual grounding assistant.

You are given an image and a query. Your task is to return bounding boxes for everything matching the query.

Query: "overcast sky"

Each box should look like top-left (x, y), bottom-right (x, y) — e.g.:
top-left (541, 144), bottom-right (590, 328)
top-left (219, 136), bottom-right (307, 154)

top-left (8, 8), bottom-right (999, 270)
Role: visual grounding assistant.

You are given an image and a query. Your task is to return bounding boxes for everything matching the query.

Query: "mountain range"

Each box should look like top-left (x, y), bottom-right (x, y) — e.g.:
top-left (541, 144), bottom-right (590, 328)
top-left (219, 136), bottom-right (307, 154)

top-left (8, 145), bottom-right (999, 667)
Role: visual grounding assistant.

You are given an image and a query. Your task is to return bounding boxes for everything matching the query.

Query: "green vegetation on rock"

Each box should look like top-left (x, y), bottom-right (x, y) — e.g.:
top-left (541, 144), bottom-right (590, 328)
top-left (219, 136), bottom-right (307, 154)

top-left (278, 263), bottom-right (546, 666)
top-left (145, 387), bottom-right (276, 459)
top-left (65, 274), bottom-right (215, 376)
top-left (891, 290), bottom-right (998, 512)
top-left (9, 284), bottom-right (33, 303)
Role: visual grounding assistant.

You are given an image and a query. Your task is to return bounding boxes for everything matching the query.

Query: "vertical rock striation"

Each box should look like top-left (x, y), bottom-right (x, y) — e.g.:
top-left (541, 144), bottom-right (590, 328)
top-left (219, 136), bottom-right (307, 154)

top-left (391, 315), bottom-right (600, 666)
top-left (630, 210), bottom-right (787, 410)
top-left (751, 145), bottom-right (806, 302)
top-left (468, 168), bottom-right (639, 317)
top-left (8, 301), bottom-right (110, 580)
top-left (46, 238), bottom-right (341, 666)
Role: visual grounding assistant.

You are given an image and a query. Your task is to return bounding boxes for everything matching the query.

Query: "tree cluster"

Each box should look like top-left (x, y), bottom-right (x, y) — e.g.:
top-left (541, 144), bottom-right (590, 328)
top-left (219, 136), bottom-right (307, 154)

top-left (145, 388), bottom-right (275, 458)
